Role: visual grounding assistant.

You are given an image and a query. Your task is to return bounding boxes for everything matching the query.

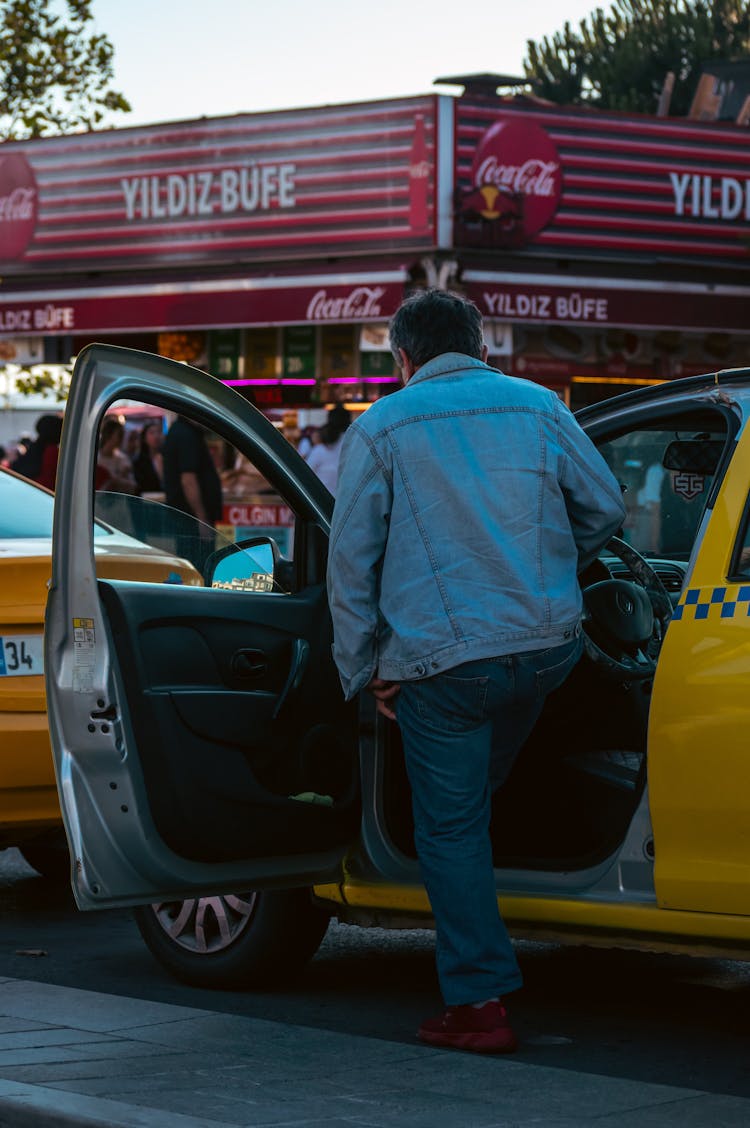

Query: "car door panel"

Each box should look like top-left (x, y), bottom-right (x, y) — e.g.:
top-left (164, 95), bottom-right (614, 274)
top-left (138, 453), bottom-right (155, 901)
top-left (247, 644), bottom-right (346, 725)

top-left (46, 344), bottom-right (358, 909)
top-left (584, 390), bottom-right (750, 916)
top-left (98, 579), bottom-right (357, 865)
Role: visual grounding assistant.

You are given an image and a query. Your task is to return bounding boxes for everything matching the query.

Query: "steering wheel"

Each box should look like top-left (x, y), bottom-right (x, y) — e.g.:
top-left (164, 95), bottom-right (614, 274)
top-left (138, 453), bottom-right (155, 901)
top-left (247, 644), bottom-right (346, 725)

top-left (581, 536), bottom-right (673, 681)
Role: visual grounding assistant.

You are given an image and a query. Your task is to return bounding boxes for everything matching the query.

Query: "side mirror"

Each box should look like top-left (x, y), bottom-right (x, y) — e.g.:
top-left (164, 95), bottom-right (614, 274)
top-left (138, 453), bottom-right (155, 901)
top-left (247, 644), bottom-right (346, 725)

top-left (204, 536), bottom-right (280, 592)
top-left (662, 438), bottom-right (724, 477)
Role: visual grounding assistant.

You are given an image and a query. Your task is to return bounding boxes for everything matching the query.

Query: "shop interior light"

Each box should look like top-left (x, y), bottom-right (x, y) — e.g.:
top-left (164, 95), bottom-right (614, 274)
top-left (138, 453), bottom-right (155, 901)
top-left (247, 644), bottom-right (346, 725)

top-left (328, 376), bottom-right (400, 385)
top-left (571, 376), bottom-right (666, 387)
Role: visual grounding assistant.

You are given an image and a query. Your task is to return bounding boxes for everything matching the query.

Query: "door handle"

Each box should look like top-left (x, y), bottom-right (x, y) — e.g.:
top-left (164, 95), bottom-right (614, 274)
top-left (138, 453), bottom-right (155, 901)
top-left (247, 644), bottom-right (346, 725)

top-left (231, 649), bottom-right (267, 678)
top-left (272, 639), bottom-right (310, 720)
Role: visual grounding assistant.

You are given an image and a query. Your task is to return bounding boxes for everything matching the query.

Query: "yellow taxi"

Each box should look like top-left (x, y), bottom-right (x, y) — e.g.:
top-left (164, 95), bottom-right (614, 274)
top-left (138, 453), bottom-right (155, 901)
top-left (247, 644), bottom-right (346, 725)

top-left (43, 344), bottom-right (750, 988)
top-left (0, 465), bottom-right (201, 877)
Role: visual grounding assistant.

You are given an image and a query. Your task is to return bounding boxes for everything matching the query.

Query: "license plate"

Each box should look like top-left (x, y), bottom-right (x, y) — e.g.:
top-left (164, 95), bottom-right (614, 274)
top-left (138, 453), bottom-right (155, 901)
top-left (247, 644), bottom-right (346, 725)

top-left (0, 635), bottom-right (44, 677)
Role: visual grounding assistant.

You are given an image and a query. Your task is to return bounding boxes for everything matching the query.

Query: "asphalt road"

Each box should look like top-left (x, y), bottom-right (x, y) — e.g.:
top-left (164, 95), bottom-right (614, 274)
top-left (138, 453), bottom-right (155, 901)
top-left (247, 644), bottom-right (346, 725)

top-left (2, 846), bottom-right (749, 1101)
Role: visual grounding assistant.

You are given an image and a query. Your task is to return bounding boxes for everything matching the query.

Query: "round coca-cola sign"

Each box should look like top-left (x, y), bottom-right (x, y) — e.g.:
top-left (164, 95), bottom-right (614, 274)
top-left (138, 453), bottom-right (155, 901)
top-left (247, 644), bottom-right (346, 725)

top-left (470, 118), bottom-right (562, 238)
top-left (0, 153), bottom-right (38, 261)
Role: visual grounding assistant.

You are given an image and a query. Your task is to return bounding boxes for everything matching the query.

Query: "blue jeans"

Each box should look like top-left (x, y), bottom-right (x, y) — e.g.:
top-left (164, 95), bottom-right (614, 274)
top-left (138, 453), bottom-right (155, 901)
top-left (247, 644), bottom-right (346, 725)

top-left (396, 636), bottom-right (582, 1006)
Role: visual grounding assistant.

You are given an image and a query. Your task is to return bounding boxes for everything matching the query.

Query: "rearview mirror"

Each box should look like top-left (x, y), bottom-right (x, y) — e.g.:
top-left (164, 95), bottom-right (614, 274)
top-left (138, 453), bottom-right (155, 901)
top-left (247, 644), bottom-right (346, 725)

top-left (662, 439), bottom-right (724, 477)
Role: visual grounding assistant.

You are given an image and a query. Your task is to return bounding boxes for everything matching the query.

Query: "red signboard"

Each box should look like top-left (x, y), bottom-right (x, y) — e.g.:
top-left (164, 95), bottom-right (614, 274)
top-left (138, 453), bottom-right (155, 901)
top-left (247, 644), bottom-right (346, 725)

top-left (0, 273), bottom-right (404, 335)
top-left (468, 118), bottom-right (562, 238)
top-left (0, 153), bottom-right (37, 258)
top-left (455, 101), bottom-right (750, 262)
top-left (465, 273), bottom-right (750, 333)
top-left (0, 97), bottom-right (437, 273)
top-left (222, 502), bottom-right (294, 528)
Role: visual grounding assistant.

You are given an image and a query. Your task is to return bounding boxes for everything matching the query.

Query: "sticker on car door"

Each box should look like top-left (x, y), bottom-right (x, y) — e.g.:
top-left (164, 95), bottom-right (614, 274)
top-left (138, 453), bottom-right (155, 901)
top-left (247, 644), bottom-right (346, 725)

top-left (72, 617), bottom-right (96, 693)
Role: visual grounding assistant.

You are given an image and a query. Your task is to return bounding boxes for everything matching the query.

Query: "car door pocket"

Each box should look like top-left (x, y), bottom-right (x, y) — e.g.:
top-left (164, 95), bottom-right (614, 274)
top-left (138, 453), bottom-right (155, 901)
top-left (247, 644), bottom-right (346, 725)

top-left (230, 649), bottom-right (267, 679)
top-left (169, 689), bottom-right (276, 747)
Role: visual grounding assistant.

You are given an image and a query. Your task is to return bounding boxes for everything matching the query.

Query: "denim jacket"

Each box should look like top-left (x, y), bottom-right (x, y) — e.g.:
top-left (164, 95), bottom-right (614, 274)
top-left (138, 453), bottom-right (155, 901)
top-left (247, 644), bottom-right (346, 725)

top-left (328, 354), bottom-right (626, 700)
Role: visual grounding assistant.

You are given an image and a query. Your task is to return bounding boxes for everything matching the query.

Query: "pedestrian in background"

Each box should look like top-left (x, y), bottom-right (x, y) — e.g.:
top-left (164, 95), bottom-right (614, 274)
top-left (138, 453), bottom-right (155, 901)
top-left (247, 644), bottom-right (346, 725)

top-left (327, 289), bottom-right (626, 1053)
top-left (10, 414), bottom-right (63, 489)
top-left (307, 405), bottom-right (350, 495)
top-left (162, 415), bottom-right (222, 573)
top-left (132, 422), bottom-right (164, 495)
top-left (96, 417), bottom-right (137, 494)
top-left (297, 425), bottom-right (320, 460)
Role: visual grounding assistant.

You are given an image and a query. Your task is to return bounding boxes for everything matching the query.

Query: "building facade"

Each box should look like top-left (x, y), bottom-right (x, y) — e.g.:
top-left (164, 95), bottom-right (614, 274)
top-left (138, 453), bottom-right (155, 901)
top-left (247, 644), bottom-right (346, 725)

top-left (1, 89), bottom-right (749, 420)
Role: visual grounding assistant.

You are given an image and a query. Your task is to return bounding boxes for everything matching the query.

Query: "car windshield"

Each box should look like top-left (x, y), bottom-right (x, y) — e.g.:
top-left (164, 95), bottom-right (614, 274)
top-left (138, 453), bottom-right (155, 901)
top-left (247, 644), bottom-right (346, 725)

top-left (598, 423), bottom-right (727, 562)
top-left (0, 471), bottom-right (110, 540)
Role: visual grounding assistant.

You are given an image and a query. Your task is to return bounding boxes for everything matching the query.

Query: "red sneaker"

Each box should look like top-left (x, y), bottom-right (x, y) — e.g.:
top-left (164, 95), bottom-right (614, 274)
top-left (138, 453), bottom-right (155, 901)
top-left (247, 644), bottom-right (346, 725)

top-left (417, 1000), bottom-right (518, 1054)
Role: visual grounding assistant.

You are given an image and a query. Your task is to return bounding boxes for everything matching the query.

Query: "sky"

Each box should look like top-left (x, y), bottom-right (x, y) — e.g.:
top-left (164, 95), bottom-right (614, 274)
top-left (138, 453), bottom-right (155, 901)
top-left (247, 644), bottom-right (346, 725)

top-left (91, 0), bottom-right (600, 127)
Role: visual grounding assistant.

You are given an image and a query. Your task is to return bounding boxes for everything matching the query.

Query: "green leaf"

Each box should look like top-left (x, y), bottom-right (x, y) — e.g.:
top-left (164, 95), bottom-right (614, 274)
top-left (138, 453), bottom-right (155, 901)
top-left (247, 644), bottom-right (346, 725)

top-left (524, 0), bottom-right (750, 115)
top-left (0, 0), bottom-right (130, 139)
top-left (13, 366), bottom-right (72, 401)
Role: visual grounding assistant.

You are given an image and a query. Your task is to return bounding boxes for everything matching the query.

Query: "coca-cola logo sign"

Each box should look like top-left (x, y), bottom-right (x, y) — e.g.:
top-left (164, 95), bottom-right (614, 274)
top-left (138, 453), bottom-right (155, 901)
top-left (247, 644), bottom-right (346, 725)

top-left (0, 153), bottom-right (38, 260)
top-left (306, 286), bottom-right (385, 321)
top-left (470, 118), bottom-right (562, 238)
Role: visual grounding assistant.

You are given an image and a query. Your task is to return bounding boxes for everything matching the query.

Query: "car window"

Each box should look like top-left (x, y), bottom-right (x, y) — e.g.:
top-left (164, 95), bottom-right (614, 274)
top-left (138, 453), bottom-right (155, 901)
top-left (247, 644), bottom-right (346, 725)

top-left (729, 492), bottom-right (750, 580)
top-left (94, 402), bottom-right (298, 592)
top-left (0, 468), bottom-right (110, 540)
top-left (0, 470), bottom-right (57, 537)
top-left (598, 421), bottom-right (727, 561)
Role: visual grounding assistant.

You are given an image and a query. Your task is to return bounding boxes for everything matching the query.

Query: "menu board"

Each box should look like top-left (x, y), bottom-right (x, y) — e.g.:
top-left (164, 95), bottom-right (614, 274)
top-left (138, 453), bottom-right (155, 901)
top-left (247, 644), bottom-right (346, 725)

top-left (282, 326), bottom-right (316, 379)
top-left (244, 328), bottom-right (279, 380)
top-left (361, 351), bottom-right (395, 377)
top-left (209, 329), bottom-right (242, 379)
top-left (320, 325), bottom-right (355, 380)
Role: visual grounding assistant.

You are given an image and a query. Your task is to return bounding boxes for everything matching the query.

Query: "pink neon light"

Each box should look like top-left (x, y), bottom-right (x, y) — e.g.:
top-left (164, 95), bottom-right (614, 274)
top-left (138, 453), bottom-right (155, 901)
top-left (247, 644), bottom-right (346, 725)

top-left (223, 378), bottom-right (279, 386)
top-left (280, 378), bottom-right (316, 386)
top-left (329, 376), bottom-right (399, 385)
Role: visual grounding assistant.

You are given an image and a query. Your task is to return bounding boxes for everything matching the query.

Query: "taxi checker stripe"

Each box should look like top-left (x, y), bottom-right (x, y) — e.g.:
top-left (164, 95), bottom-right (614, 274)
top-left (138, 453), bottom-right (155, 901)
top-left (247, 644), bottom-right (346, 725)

top-left (673, 585), bottom-right (750, 620)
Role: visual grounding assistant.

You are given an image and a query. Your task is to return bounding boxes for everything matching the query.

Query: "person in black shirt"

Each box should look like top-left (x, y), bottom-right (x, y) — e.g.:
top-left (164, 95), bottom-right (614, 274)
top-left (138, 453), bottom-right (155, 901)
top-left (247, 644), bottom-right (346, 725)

top-left (162, 416), bottom-right (222, 573)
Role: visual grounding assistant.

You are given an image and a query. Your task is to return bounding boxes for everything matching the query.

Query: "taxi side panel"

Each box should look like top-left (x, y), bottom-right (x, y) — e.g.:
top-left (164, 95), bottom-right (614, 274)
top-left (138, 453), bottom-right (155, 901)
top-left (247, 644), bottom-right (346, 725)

top-left (649, 415), bottom-right (750, 915)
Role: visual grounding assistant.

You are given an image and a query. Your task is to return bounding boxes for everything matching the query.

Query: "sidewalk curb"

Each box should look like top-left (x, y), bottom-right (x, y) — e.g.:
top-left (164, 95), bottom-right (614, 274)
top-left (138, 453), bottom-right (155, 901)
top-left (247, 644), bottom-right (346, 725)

top-left (0, 1080), bottom-right (235, 1128)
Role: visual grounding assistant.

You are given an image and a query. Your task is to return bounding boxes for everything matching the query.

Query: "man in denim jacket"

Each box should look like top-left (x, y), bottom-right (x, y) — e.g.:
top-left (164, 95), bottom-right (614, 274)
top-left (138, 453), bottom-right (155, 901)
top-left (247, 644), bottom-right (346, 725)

top-left (328, 290), bottom-right (626, 1053)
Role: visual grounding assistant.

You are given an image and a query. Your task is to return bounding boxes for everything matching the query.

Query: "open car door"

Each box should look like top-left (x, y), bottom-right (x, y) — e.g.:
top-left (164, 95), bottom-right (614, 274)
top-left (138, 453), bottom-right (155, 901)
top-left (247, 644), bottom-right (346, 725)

top-left (46, 345), bottom-right (359, 910)
top-left (648, 403), bottom-right (750, 917)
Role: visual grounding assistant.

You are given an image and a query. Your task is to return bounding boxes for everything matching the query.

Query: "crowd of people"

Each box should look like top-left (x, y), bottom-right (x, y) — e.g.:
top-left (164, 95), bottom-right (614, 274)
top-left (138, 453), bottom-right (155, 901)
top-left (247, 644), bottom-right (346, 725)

top-left (1, 403), bottom-right (353, 505)
top-left (2, 412), bottom-right (168, 499)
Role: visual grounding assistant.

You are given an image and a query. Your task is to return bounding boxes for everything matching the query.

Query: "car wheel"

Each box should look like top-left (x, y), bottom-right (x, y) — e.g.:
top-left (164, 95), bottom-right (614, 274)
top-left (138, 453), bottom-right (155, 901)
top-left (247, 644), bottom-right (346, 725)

top-left (133, 888), bottom-right (330, 989)
top-left (18, 837), bottom-right (70, 882)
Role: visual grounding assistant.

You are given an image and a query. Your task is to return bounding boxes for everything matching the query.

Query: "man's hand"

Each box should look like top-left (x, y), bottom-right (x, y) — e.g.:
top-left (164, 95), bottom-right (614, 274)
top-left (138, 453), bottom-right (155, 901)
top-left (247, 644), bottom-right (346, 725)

top-left (367, 676), bottom-right (400, 721)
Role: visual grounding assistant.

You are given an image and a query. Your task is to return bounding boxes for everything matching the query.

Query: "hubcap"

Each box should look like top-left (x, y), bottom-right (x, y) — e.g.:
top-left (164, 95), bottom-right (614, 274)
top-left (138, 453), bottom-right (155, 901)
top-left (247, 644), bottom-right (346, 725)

top-left (149, 894), bottom-right (258, 954)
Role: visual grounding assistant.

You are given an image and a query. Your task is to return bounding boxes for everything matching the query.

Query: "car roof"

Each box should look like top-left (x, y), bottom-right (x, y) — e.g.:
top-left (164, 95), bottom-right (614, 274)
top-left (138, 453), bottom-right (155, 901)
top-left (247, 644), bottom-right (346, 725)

top-left (576, 367), bottom-right (750, 426)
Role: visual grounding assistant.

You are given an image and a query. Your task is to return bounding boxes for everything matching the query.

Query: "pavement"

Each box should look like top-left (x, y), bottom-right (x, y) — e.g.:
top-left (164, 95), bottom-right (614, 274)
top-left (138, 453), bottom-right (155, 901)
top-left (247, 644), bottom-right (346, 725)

top-left (0, 978), bottom-right (749, 1127)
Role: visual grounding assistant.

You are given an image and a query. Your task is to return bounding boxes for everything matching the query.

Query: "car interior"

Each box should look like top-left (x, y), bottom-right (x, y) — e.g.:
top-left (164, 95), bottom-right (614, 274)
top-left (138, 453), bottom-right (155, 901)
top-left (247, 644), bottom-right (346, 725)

top-left (92, 400), bottom-right (732, 875)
